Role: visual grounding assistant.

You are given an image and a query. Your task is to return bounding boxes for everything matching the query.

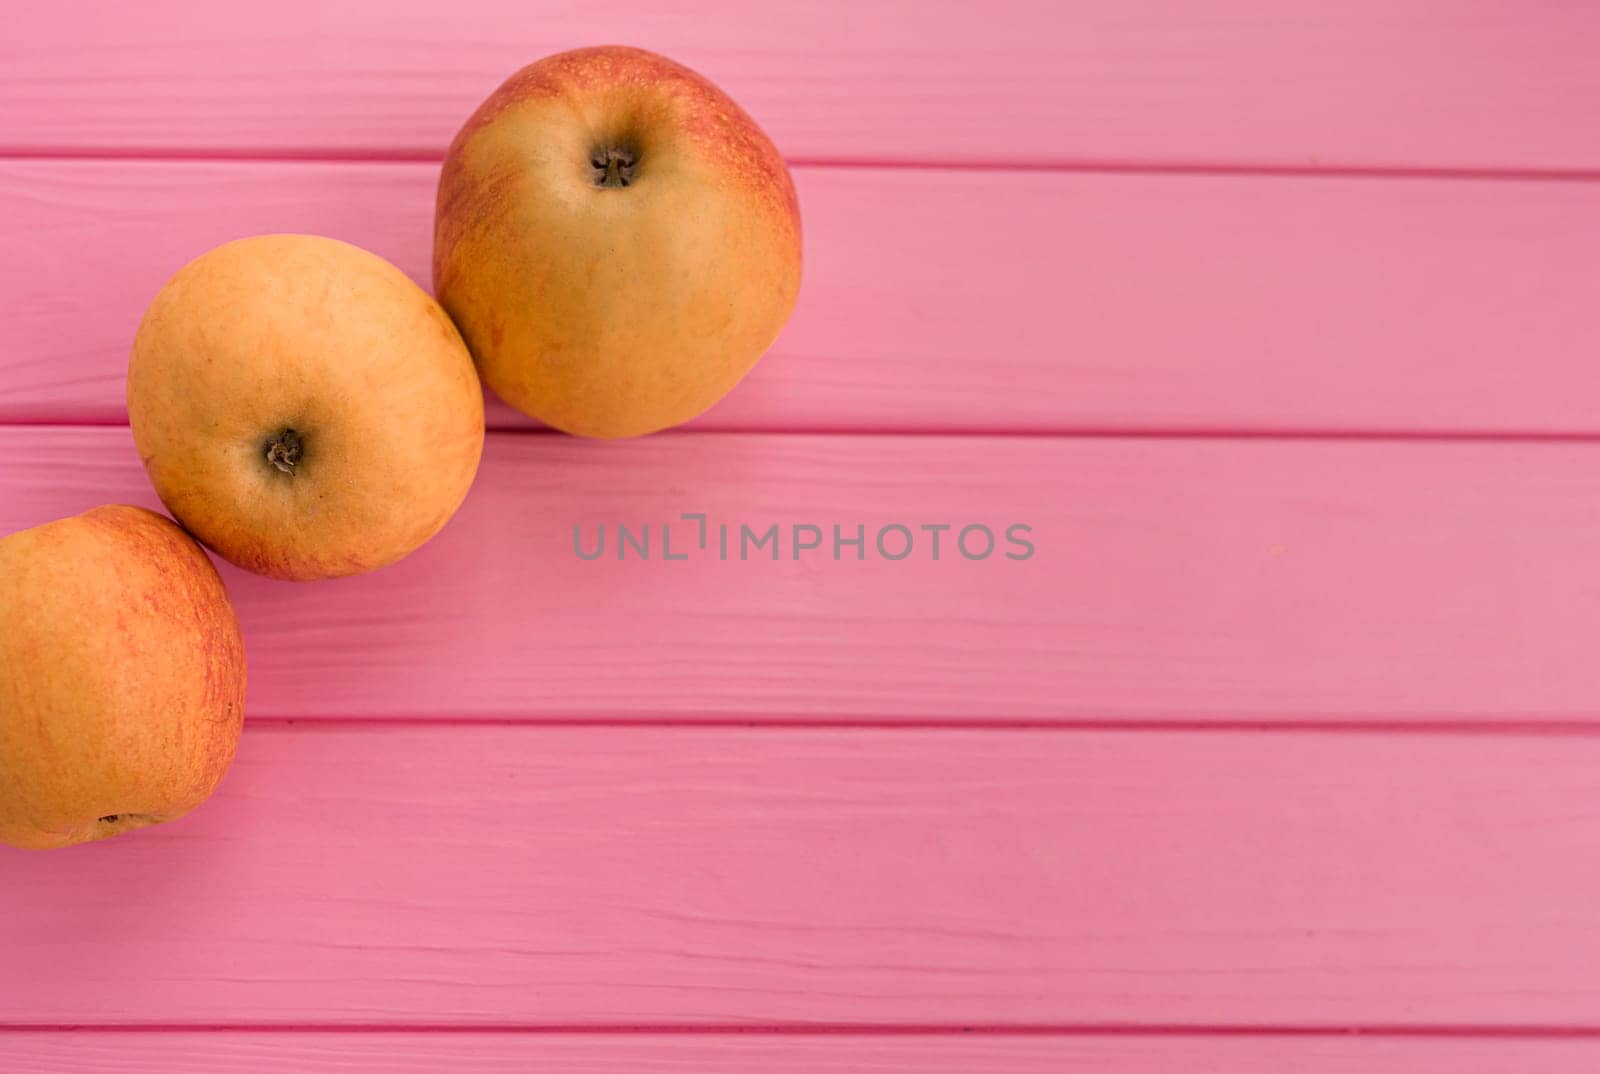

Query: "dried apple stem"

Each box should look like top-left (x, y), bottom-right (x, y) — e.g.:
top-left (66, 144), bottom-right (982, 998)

top-left (265, 428), bottom-right (303, 475)
top-left (591, 146), bottom-right (637, 188)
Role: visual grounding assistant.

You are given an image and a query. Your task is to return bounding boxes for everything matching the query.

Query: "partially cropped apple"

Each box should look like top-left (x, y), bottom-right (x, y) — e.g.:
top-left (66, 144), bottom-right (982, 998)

top-left (434, 45), bottom-right (803, 438)
top-left (129, 234), bottom-right (485, 580)
top-left (0, 506), bottom-right (247, 850)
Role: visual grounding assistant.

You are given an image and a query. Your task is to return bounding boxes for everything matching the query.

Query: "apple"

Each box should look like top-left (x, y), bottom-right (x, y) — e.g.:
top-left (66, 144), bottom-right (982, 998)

top-left (434, 45), bottom-right (803, 438)
top-left (128, 234), bottom-right (485, 580)
top-left (0, 506), bottom-right (247, 850)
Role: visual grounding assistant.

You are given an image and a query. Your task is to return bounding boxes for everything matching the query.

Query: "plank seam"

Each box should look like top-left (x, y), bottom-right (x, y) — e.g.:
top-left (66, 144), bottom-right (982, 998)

top-left (19, 421), bottom-right (1600, 444)
top-left (240, 717), bottom-right (1600, 736)
top-left (10, 1024), bottom-right (1600, 1038)
top-left (4, 147), bottom-right (1600, 184)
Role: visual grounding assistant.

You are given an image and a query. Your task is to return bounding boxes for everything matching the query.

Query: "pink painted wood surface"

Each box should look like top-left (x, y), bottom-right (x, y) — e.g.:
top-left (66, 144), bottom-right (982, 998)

top-left (4, 161), bottom-right (1600, 433)
top-left (4, 0), bottom-right (1597, 1054)
top-left (4, 725), bottom-right (1600, 1026)
top-left (6, 1033), bottom-right (1600, 1073)
top-left (5, 426), bottom-right (1600, 724)
top-left (2, 2), bottom-right (1597, 171)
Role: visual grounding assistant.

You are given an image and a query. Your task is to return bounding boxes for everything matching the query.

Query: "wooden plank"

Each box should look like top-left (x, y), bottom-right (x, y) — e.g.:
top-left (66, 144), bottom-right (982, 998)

top-left (2, 2), bottom-right (1597, 171)
top-left (4, 1033), bottom-right (1600, 1073)
top-left (4, 162), bottom-right (1600, 435)
top-left (4, 725), bottom-right (1600, 1024)
top-left (5, 426), bottom-right (1600, 724)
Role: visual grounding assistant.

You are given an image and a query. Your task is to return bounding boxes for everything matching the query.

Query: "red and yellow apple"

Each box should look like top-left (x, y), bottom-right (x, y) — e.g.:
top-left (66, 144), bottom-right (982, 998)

top-left (434, 45), bottom-right (803, 438)
top-left (128, 234), bottom-right (485, 580)
top-left (0, 505), bottom-right (247, 850)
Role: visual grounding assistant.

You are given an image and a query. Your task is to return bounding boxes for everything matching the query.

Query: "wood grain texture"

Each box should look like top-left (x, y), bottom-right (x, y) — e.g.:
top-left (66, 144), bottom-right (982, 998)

top-left (4, 161), bottom-right (1600, 433)
top-left (5, 725), bottom-right (1600, 1025)
top-left (4, 426), bottom-right (1600, 724)
top-left (2, 2), bottom-right (1597, 170)
top-left (5, 1033), bottom-right (1600, 1073)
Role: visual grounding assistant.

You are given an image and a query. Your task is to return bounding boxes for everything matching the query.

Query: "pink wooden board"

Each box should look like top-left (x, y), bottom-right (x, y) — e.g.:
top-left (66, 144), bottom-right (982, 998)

top-left (4, 0), bottom-right (1596, 1061)
top-left (5, 725), bottom-right (1600, 1026)
top-left (6, 1033), bottom-right (1600, 1073)
top-left (4, 161), bottom-right (1600, 434)
top-left (2, 2), bottom-right (1597, 172)
top-left (5, 426), bottom-right (1600, 724)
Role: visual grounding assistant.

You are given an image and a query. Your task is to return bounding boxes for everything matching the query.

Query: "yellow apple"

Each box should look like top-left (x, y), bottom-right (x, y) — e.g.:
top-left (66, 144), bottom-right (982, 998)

top-left (434, 45), bottom-right (803, 438)
top-left (128, 234), bottom-right (485, 580)
top-left (0, 506), bottom-right (247, 850)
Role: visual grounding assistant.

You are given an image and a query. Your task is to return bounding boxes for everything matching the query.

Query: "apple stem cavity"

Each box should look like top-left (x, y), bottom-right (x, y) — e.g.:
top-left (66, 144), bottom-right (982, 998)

top-left (591, 146), bottom-right (637, 189)
top-left (265, 428), bottom-right (303, 476)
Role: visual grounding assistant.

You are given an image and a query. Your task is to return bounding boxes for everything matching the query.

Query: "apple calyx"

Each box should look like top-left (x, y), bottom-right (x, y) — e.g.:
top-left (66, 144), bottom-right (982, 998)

top-left (590, 146), bottom-right (637, 189)
top-left (94, 813), bottom-right (162, 839)
top-left (98, 812), bottom-right (157, 828)
top-left (265, 428), bottom-right (303, 475)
